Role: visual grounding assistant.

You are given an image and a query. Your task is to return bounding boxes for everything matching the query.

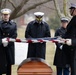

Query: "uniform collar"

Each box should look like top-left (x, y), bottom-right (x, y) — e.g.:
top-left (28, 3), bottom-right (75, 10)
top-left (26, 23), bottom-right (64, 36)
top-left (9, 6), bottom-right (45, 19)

top-left (1, 20), bottom-right (12, 25)
top-left (61, 27), bottom-right (66, 30)
top-left (34, 20), bottom-right (44, 24)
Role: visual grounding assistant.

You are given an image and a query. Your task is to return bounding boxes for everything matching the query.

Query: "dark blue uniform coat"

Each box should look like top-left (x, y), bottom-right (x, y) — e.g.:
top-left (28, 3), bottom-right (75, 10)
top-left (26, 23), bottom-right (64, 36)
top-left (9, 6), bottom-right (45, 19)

top-left (63, 16), bottom-right (76, 75)
top-left (53, 27), bottom-right (68, 68)
top-left (25, 20), bottom-right (51, 59)
top-left (0, 20), bottom-right (17, 74)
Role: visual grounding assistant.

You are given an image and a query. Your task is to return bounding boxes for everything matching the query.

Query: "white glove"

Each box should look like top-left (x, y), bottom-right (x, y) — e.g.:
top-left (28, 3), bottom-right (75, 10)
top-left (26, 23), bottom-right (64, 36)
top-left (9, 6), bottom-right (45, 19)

top-left (60, 45), bottom-right (63, 50)
top-left (2, 38), bottom-right (8, 47)
top-left (58, 39), bottom-right (66, 44)
top-left (65, 39), bottom-right (72, 46)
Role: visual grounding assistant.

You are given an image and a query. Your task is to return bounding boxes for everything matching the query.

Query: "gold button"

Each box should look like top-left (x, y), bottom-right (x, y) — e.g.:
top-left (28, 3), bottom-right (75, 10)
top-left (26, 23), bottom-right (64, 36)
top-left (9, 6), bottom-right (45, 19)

top-left (3, 33), bottom-right (5, 35)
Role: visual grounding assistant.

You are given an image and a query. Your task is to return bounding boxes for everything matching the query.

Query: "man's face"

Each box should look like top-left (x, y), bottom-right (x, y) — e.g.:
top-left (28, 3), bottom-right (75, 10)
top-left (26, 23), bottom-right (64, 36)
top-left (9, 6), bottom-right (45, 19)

top-left (61, 22), bottom-right (68, 28)
top-left (70, 8), bottom-right (76, 16)
top-left (2, 14), bottom-right (10, 21)
top-left (35, 16), bottom-right (43, 23)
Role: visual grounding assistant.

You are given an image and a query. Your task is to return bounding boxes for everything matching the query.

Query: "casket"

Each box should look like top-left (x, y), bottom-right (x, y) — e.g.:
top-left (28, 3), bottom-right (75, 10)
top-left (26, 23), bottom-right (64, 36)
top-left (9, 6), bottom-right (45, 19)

top-left (17, 58), bottom-right (53, 75)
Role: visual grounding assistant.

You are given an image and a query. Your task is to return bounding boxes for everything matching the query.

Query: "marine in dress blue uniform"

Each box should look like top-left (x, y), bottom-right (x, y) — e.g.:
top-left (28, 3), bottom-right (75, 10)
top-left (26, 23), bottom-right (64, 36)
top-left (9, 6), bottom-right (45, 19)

top-left (53, 17), bottom-right (70, 75)
top-left (0, 8), bottom-right (17, 75)
top-left (60, 3), bottom-right (76, 75)
top-left (25, 12), bottom-right (51, 59)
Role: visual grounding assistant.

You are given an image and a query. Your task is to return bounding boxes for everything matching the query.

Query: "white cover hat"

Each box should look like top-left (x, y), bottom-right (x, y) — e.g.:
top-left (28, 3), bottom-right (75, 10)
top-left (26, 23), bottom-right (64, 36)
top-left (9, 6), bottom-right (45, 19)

top-left (69, 3), bottom-right (76, 9)
top-left (61, 17), bottom-right (69, 22)
top-left (1, 8), bottom-right (11, 14)
top-left (34, 12), bottom-right (44, 16)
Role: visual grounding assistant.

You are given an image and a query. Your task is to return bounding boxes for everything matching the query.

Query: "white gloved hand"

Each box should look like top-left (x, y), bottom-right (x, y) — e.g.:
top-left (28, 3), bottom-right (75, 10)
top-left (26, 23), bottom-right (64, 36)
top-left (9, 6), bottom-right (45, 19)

top-left (60, 45), bottom-right (63, 50)
top-left (65, 39), bottom-right (72, 46)
top-left (58, 39), bottom-right (66, 44)
top-left (2, 38), bottom-right (8, 47)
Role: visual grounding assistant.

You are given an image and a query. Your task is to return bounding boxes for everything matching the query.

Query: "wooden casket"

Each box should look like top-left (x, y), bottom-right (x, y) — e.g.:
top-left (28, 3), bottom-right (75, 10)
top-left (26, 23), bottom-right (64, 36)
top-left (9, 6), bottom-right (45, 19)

top-left (17, 58), bottom-right (53, 75)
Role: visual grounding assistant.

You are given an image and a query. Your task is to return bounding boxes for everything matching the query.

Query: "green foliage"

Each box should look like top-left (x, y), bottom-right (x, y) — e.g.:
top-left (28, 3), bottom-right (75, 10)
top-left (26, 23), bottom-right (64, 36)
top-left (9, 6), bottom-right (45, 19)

top-left (48, 15), bottom-right (61, 30)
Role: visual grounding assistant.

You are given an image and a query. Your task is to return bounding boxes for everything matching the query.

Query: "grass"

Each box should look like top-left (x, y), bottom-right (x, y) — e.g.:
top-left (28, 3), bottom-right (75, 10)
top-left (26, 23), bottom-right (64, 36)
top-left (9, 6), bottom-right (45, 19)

top-left (11, 27), bottom-right (56, 75)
